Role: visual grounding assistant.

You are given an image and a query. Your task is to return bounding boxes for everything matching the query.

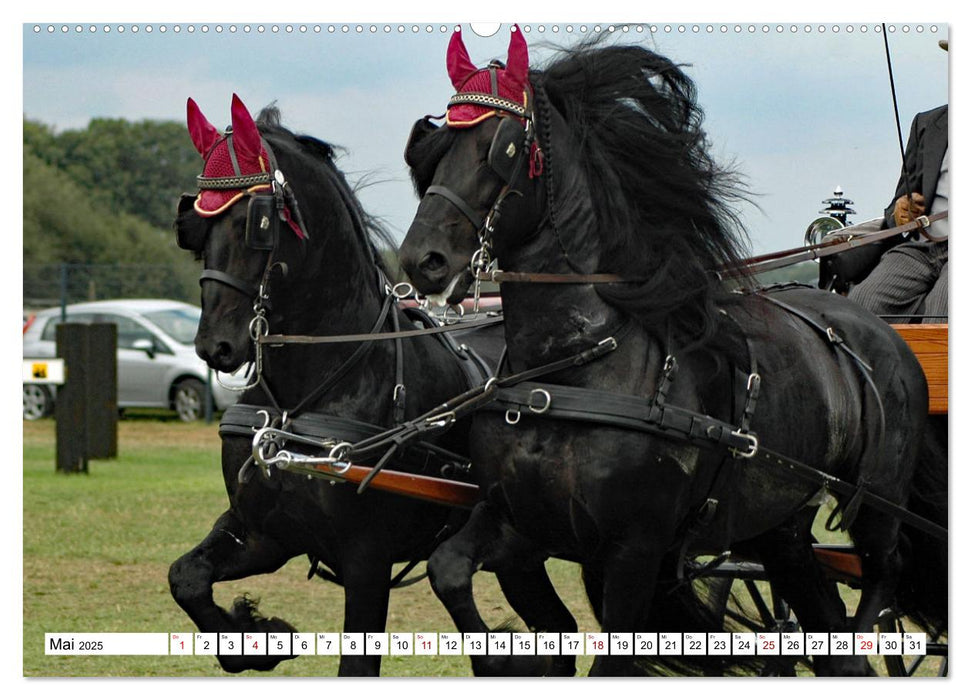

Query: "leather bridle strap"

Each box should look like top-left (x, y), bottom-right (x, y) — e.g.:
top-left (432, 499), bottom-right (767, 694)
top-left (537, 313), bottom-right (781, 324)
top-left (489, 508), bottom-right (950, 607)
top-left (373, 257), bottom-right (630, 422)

top-left (286, 292), bottom-right (398, 417)
top-left (199, 268), bottom-right (261, 299)
top-left (426, 185), bottom-right (486, 232)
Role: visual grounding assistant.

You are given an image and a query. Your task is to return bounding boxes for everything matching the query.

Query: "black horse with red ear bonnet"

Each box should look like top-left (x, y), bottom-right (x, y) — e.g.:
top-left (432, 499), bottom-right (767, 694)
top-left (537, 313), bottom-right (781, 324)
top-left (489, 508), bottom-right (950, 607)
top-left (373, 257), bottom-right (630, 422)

top-left (168, 94), bottom-right (581, 677)
top-left (399, 27), bottom-right (943, 676)
top-left (402, 26), bottom-right (547, 306)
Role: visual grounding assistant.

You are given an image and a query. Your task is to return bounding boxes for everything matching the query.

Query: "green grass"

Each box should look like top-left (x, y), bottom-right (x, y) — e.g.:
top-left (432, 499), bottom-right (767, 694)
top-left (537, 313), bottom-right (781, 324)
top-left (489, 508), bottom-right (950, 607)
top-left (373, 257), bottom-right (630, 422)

top-left (22, 417), bottom-right (599, 677)
top-left (23, 417), bottom-right (943, 677)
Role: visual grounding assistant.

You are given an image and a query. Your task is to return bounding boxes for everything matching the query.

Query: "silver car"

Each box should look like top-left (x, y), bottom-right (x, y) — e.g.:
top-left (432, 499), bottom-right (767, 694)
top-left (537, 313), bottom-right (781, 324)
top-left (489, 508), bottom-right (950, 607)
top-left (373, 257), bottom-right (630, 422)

top-left (23, 299), bottom-right (245, 421)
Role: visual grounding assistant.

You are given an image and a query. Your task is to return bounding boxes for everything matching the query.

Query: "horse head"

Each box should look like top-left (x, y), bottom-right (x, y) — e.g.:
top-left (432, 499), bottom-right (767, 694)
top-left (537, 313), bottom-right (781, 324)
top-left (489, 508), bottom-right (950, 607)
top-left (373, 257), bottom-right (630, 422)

top-left (175, 95), bottom-right (330, 374)
top-left (400, 26), bottom-right (547, 304)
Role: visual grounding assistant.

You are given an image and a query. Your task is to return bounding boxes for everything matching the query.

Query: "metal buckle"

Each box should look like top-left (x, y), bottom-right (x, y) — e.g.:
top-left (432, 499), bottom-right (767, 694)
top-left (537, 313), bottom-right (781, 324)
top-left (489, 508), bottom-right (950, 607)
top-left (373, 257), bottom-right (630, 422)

top-left (425, 411), bottom-right (456, 429)
top-left (443, 303), bottom-right (465, 325)
top-left (663, 355), bottom-right (677, 373)
top-left (527, 388), bottom-right (552, 414)
top-left (598, 336), bottom-right (618, 352)
top-left (730, 430), bottom-right (759, 459)
top-left (505, 409), bottom-right (521, 425)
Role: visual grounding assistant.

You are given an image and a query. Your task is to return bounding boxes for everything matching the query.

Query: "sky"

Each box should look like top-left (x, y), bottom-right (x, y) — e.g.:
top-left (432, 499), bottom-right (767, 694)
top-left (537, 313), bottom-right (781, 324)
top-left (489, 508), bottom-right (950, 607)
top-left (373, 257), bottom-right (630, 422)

top-left (19, 15), bottom-right (949, 257)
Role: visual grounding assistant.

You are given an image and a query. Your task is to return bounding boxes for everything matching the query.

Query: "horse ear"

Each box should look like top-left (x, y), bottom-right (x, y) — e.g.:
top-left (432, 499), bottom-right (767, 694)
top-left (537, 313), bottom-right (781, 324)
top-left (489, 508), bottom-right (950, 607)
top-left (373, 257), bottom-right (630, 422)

top-left (229, 93), bottom-right (263, 160)
top-left (186, 98), bottom-right (220, 157)
top-left (505, 25), bottom-right (529, 89)
top-left (447, 28), bottom-right (478, 89)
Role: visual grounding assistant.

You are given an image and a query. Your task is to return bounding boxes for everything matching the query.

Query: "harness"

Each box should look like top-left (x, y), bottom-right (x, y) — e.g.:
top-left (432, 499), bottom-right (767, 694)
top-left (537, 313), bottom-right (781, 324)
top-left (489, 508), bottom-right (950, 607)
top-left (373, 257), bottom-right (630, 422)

top-left (479, 291), bottom-right (945, 550)
top-left (179, 123), bottom-right (507, 587)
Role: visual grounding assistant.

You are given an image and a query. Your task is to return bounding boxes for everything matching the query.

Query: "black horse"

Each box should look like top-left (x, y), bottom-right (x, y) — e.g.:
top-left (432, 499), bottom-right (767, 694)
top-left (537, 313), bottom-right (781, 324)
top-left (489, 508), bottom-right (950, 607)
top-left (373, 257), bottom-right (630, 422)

top-left (168, 95), bottom-right (577, 676)
top-left (399, 30), bottom-right (945, 676)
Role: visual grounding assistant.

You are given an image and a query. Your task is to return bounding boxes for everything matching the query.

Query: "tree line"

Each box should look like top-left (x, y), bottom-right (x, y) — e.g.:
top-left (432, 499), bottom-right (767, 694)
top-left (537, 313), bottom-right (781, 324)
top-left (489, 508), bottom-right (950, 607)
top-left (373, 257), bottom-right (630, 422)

top-left (23, 116), bottom-right (204, 306)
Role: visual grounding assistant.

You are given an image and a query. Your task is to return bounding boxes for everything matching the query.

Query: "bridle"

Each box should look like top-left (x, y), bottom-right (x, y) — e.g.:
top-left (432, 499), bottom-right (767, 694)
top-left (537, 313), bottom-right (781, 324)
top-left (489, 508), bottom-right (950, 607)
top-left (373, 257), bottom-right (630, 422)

top-left (177, 130), bottom-right (307, 391)
top-left (408, 66), bottom-right (543, 305)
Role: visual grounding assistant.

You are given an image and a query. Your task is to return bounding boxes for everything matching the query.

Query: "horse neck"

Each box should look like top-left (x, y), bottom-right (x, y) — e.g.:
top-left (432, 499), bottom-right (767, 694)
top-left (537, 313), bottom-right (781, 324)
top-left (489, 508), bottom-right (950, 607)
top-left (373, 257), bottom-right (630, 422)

top-left (259, 187), bottom-right (397, 414)
top-left (497, 110), bottom-right (628, 371)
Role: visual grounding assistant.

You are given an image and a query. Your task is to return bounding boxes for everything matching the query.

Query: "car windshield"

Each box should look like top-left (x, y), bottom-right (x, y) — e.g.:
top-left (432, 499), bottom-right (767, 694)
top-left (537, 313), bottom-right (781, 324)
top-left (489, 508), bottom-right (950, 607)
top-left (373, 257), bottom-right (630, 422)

top-left (143, 307), bottom-right (201, 345)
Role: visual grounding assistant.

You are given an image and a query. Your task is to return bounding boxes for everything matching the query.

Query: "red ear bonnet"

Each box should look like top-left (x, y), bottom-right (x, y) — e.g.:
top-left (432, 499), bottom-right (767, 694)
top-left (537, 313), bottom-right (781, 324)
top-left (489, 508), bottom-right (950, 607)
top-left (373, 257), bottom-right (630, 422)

top-left (446, 25), bottom-right (532, 127)
top-left (229, 93), bottom-right (264, 162)
top-left (446, 29), bottom-right (478, 89)
top-left (186, 98), bottom-right (220, 157)
top-left (188, 94), bottom-right (272, 218)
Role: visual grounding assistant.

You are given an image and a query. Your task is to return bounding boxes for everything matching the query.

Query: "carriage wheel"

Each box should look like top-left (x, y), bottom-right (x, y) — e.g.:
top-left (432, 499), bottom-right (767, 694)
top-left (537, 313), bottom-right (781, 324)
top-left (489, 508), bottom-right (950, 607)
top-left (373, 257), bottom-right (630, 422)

top-left (877, 610), bottom-right (948, 677)
top-left (703, 567), bottom-right (803, 676)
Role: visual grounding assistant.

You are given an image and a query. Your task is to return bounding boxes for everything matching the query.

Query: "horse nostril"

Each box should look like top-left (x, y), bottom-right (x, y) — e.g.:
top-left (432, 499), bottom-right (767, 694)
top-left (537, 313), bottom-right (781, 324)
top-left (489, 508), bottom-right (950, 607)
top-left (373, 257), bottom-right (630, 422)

top-left (215, 341), bottom-right (233, 362)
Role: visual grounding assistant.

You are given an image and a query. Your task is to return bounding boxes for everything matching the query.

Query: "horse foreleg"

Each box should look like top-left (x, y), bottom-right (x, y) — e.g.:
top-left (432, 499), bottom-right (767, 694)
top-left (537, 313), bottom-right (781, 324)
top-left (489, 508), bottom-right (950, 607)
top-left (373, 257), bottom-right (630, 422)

top-left (747, 511), bottom-right (869, 676)
top-left (333, 539), bottom-right (392, 677)
top-left (427, 501), bottom-right (551, 676)
top-left (496, 564), bottom-right (579, 676)
top-left (588, 545), bottom-right (664, 676)
top-left (168, 509), bottom-right (296, 673)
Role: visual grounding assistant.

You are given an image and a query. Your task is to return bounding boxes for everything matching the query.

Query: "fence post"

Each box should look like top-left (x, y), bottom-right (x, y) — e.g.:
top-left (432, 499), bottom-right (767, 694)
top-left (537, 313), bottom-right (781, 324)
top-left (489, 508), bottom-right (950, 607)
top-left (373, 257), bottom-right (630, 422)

top-left (59, 263), bottom-right (68, 322)
top-left (55, 323), bottom-right (118, 473)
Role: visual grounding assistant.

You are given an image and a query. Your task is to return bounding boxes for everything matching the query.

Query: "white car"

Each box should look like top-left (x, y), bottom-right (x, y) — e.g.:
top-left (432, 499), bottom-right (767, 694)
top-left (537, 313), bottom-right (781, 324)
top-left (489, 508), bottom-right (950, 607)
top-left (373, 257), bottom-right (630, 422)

top-left (23, 299), bottom-right (246, 421)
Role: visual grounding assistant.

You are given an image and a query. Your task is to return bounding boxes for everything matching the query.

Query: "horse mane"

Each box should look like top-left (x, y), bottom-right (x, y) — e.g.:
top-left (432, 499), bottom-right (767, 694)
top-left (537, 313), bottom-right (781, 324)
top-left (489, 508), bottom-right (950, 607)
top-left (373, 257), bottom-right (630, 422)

top-left (535, 41), bottom-right (754, 347)
top-left (254, 106), bottom-right (400, 280)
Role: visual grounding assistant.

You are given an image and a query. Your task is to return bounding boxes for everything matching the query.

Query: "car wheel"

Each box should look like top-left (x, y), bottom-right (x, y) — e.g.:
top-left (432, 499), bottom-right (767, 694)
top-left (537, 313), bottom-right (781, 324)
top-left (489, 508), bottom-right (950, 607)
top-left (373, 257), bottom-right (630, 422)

top-left (23, 384), bottom-right (53, 420)
top-left (173, 378), bottom-right (206, 422)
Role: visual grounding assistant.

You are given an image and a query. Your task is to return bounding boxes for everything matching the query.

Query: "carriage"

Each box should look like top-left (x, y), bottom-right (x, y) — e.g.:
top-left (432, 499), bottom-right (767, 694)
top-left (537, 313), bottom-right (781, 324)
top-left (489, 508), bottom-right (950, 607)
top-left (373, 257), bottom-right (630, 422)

top-left (169, 28), bottom-right (947, 678)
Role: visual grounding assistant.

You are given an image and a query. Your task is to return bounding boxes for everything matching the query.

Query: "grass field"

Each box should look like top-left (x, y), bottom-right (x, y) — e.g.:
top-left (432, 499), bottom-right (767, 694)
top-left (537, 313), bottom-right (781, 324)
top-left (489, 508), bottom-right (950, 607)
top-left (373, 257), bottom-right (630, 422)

top-left (22, 415), bottom-right (943, 678)
top-left (22, 415), bottom-right (600, 677)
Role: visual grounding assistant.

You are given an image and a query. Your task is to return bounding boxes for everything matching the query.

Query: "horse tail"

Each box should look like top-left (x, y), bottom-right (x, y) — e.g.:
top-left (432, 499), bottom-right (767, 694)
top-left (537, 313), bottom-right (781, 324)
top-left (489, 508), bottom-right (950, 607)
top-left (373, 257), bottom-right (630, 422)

top-left (895, 414), bottom-right (948, 637)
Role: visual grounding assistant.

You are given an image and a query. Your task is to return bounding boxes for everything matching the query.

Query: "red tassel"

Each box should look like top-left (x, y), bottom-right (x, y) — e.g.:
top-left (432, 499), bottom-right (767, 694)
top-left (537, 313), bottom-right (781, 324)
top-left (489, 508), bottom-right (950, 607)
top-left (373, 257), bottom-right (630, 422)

top-left (529, 142), bottom-right (544, 179)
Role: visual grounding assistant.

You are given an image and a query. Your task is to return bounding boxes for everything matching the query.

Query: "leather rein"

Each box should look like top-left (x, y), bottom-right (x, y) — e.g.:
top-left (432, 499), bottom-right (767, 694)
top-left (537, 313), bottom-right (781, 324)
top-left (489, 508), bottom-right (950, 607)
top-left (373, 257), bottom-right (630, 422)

top-left (473, 210), bottom-right (948, 286)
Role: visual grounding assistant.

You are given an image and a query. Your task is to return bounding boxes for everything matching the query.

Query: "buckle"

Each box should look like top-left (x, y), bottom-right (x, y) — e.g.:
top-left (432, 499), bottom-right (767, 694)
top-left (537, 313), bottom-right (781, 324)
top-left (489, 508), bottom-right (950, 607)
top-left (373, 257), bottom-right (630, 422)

top-left (527, 388), bottom-right (552, 414)
top-left (730, 430), bottom-right (759, 459)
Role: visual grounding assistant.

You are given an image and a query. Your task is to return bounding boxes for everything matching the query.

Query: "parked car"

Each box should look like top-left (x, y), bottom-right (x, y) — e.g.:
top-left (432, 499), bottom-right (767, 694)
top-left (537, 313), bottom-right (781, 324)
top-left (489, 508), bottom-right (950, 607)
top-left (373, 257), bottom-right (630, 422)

top-left (23, 299), bottom-right (247, 421)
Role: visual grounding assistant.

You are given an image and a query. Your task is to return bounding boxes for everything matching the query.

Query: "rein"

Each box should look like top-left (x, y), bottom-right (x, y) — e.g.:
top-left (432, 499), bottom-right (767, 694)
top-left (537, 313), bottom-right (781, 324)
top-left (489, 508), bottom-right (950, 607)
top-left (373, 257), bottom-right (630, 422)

top-left (259, 311), bottom-right (505, 346)
top-left (468, 210), bottom-right (948, 286)
top-left (253, 330), bottom-right (625, 492)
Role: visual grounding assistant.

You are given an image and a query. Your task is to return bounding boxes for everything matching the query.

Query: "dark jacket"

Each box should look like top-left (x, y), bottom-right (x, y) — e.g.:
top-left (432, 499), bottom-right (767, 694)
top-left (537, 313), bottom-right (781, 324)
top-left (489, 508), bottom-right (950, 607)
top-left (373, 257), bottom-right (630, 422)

top-left (883, 105), bottom-right (948, 229)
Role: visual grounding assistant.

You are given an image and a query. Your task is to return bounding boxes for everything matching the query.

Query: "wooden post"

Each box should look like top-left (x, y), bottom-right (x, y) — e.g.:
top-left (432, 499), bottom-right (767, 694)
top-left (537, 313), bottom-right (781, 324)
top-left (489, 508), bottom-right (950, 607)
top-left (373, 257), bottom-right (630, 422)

top-left (54, 323), bottom-right (117, 473)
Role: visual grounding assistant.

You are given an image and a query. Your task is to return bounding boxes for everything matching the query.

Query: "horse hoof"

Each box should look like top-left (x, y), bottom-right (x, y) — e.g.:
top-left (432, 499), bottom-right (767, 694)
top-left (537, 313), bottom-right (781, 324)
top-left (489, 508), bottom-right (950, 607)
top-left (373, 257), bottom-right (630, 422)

top-left (547, 656), bottom-right (577, 677)
top-left (813, 656), bottom-right (873, 677)
top-left (217, 653), bottom-right (292, 674)
top-left (472, 654), bottom-right (552, 676)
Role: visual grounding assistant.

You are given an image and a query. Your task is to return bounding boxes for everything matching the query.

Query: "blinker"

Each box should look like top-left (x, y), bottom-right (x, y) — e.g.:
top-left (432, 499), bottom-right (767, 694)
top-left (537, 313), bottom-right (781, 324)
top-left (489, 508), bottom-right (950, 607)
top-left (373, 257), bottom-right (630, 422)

top-left (245, 195), bottom-right (279, 251)
top-left (487, 116), bottom-right (528, 184)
